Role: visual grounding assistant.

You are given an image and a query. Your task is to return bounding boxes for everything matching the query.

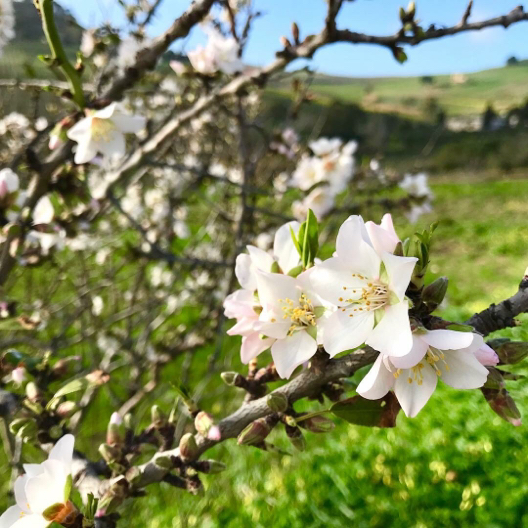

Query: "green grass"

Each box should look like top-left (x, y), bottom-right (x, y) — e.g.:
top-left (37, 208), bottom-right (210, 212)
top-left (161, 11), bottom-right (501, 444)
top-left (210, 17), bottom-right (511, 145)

top-left (283, 62), bottom-right (528, 119)
top-left (96, 178), bottom-right (528, 526)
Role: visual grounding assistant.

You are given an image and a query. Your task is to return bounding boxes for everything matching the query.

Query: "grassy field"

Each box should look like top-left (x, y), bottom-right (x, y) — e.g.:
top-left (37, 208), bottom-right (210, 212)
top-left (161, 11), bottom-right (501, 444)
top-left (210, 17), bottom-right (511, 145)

top-left (279, 62), bottom-right (528, 119)
top-left (0, 174), bottom-right (517, 527)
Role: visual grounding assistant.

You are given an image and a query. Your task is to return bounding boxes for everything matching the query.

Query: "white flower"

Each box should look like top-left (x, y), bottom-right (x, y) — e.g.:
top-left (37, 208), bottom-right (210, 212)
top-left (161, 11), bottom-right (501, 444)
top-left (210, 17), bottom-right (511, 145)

top-left (92, 296), bottom-right (104, 316)
top-left (309, 137), bottom-right (343, 157)
top-left (9, 366), bottom-right (27, 386)
top-left (0, 434), bottom-right (75, 528)
top-left (80, 29), bottom-right (96, 57)
top-left (188, 29), bottom-right (243, 75)
top-left (254, 270), bottom-right (324, 378)
top-left (117, 37), bottom-right (149, 71)
top-left (399, 173), bottom-right (433, 199)
top-left (32, 196), bottom-right (54, 225)
top-left (406, 202), bottom-right (433, 224)
top-left (67, 103), bottom-right (146, 165)
top-left (224, 221), bottom-right (301, 364)
top-left (357, 330), bottom-right (490, 417)
top-left (293, 187), bottom-right (335, 221)
top-left (310, 215), bottom-right (417, 358)
top-left (291, 156), bottom-right (325, 191)
top-left (0, 168), bottom-right (19, 199)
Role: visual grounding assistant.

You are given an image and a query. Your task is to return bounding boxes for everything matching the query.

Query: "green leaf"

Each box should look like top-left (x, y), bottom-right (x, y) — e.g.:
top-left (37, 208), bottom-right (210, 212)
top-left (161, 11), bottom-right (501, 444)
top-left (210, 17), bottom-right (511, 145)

top-left (495, 342), bottom-right (528, 364)
top-left (331, 393), bottom-right (400, 427)
top-left (46, 377), bottom-right (90, 410)
top-left (64, 474), bottom-right (73, 502)
top-left (300, 209), bottom-right (319, 269)
top-left (290, 226), bottom-right (301, 258)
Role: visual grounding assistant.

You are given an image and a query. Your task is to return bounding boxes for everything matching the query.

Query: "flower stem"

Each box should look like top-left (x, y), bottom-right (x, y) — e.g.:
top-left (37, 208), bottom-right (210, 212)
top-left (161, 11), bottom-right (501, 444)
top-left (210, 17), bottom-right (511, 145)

top-left (38, 0), bottom-right (85, 108)
top-left (295, 409), bottom-right (331, 423)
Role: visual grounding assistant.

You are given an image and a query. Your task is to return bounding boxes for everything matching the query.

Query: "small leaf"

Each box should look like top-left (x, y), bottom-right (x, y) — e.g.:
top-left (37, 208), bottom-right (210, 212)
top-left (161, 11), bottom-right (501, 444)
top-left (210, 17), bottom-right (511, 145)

top-left (331, 393), bottom-right (400, 427)
top-left (290, 226), bottom-right (301, 258)
top-left (481, 387), bottom-right (521, 426)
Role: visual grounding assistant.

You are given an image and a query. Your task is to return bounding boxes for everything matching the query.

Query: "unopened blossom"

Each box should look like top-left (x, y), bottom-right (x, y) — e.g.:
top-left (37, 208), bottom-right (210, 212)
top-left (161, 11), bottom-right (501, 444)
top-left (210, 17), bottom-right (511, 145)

top-left (357, 330), bottom-right (490, 417)
top-left (254, 270), bottom-right (325, 378)
top-left (92, 296), bottom-right (104, 316)
top-left (310, 215), bottom-right (417, 358)
top-left (0, 434), bottom-right (76, 528)
top-left (80, 29), bottom-right (96, 57)
top-left (9, 366), bottom-right (27, 386)
top-left (67, 103), bottom-right (146, 165)
top-left (224, 221), bottom-right (301, 364)
top-left (399, 173), bottom-right (433, 199)
top-left (0, 168), bottom-right (19, 200)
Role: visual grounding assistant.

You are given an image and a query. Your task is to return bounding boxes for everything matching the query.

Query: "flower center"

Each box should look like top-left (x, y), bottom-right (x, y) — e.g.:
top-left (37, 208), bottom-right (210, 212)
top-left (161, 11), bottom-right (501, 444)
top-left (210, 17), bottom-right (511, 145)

top-left (393, 347), bottom-right (450, 384)
top-left (91, 117), bottom-right (116, 141)
top-left (280, 294), bottom-right (316, 335)
top-left (339, 275), bottom-right (389, 317)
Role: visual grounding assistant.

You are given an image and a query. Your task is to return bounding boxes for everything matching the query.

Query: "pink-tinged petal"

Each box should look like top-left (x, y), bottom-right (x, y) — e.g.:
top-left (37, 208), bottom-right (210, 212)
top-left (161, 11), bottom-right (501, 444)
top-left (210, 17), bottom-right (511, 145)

top-left (241, 334), bottom-right (274, 364)
top-left (472, 341), bottom-right (499, 366)
top-left (381, 252), bottom-right (417, 302)
top-left (234, 254), bottom-right (256, 291)
top-left (390, 335), bottom-right (429, 369)
top-left (335, 216), bottom-right (381, 278)
top-left (366, 301), bottom-right (412, 357)
top-left (322, 309), bottom-right (374, 357)
top-left (365, 214), bottom-right (400, 256)
top-left (247, 245), bottom-right (274, 273)
top-left (223, 289), bottom-right (255, 319)
top-left (48, 435), bottom-right (74, 472)
top-left (422, 329), bottom-right (474, 351)
top-left (309, 257), bottom-right (367, 306)
top-left (10, 514), bottom-right (49, 528)
top-left (33, 196), bottom-right (54, 225)
top-left (394, 363), bottom-right (437, 418)
top-left (227, 316), bottom-right (257, 337)
top-left (255, 270), bottom-right (299, 312)
top-left (111, 114), bottom-right (146, 134)
top-left (0, 505), bottom-right (25, 528)
top-left (273, 221), bottom-right (301, 273)
top-left (253, 319), bottom-right (290, 340)
top-left (271, 330), bottom-right (318, 379)
top-left (357, 355), bottom-right (394, 400)
top-left (440, 350), bottom-right (489, 389)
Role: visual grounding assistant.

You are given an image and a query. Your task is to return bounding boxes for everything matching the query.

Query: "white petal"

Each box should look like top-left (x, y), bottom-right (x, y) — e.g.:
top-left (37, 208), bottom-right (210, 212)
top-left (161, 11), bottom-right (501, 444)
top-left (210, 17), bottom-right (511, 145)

top-left (48, 435), bottom-right (74, 470)
top-left (25, 473), bottom-right (65, 514)
top-left (390, 335), bottom-right (429, 369)
top-left (9, 514), bottom-right (49, 528)
top-left (0, 505), bottom-right (25, 528)
top-left (273, 221), bottom-right (301, 273)
top-left (335, 216), bottom-right (381, 278)
top-left (255, 270), bottom-right (299, 312)
top-left (66, 116), bottom-right (93, 141)
top-left (422, 329), bottom-right (474, 351)
top-left (223, 289), bottom-right (255, 319)
top-left (241, 334), bottom-right (274, 363)
top-left (111, 114), bottom-right (146, 134)
top-left (364, 213), bottom-right (399, 256)
top-left (98, 131), bottom-right (126, 161)
top-left (33, 196), bottom-right (54, 225)
top-left (247, 246), bottom-right (274, 273)
top-left (14, 475), bottom-right (30, 512)
top-left (93, 103), bottom-right (117, 119)
top-left (253, 319), bottom-right (290, 340)
top-left (357, 355), bottom-right (394, 399)
top-left (440, 350), bottom-right (489, 389)
top-left (271, 330), bottom-right (317, 379)
top-left (73, 138), bottom-right (98, 165)
top-left (309, 257), bottom-right (367, 306)
top-left (394, 363), bottom-right (437, 417)
top-left (366, 301), bottom-right (412, 357)
top-left (381, 252), bottom-right (417, 302)
top-left (322, 309), bottom-right (374, 357)
top-left (22, 465), bottom-right (44, 479)
top-left (227, 316), bottom-right (256, 337)
top-left (234, 254), bottom-right (256, 291)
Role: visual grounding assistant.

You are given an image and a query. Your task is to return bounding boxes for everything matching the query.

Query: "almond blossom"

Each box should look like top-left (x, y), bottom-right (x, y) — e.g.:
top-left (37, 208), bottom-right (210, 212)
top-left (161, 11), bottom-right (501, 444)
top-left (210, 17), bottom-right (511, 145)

top-left (224, 221), bottom-right (301, 364)
top-left (310, 215), bottom-right (417, 358)
top-left (357, 330), bottom-right (493, 417)
top-left (0, 168), bottom-right (18, 200)
top-left (188, 29), bottom-right (243, 75)
top-left (0, 434), bottom-right (76, 528)
top-left (67, 103), bottom-right (146, 165)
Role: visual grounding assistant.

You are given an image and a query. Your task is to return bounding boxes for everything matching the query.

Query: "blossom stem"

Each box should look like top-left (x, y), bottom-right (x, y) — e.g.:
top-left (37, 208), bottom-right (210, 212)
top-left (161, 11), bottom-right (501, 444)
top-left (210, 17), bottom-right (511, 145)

top-left (295, 409), bottom-right (331, 423)
top-left (38, 0), bottom-right (85, 108)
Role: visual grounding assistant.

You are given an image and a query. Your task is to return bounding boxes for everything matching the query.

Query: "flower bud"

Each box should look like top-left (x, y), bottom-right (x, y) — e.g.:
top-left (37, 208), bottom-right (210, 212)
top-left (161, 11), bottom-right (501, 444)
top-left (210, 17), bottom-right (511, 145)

top-left (286, 426), bottom-right (306, 451)
top-left (302, 415), bottom-right (335, 433)
top-left (237, 417), bottom-right (272, 445)
top-left (422, 277), bottom-right (448, 311)
top-left (151, 405), bottom-right (166, 427)
top-left (99, 443), bottom-right (120, 464)
top-left (48, 425), bottom-right (63, 439)
top-left (179, 433), bottom-right (198, 460)
top-left (474, 342), bottom-right (499, 366)
top-left (495, 341), bottom-right (528, 365)
top-left (221, 371), bottom-right (239, 386)
top-left (56, 401), bottom-right (79, 419)
top-left (482, 387), bottom-right (521, 426)
top-left (292, 22), bottom-right (300, 44)
top-left (194, 411), bottom-right (214, 436)
top-left (280, 36), bottom-right (292, 48)
top-left (267, 392), bottom-right (288, 413)
top-left (107, 412), bottom-right (124, 445)
top-left (125, 466), bottom-right (142, 485)
top-left (11, 367), bottom-right (27, 386)
top-left (25, 381), bottom-right (41, 402)
top-left (196, 459), bottom-right (227, 474)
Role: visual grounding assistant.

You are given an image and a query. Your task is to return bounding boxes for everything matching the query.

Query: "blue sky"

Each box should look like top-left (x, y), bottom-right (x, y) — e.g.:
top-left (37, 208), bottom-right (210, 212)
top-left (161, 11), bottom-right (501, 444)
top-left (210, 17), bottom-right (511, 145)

top-left (59, 0), bottom-right (528, 77)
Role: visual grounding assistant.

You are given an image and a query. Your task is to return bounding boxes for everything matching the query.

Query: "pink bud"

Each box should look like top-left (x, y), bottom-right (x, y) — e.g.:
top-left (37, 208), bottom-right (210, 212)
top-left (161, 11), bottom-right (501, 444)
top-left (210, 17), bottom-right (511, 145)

top-left (0, 180), bottom-right (8, 199)
top-left (11, 367), bottom-right (27, 385)
top-left (170, 60), bottom-right (186, 75)
top-left (110, 412), bottom-right (123, 426)
top-left (475, 343), bottom-right (499, 366)
top-left (207, 425), bottom-right (221, 441)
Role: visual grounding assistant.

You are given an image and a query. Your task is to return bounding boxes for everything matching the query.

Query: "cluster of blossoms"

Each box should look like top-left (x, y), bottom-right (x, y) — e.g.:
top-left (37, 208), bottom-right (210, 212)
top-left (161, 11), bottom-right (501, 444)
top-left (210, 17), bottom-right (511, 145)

top-left (225, 213), bottom-right (497, 416)
top-left (185, 27), bottom-right (243, 75)
top-left (0, 434), bottom-right (75, 528)
top-left (399, 172), bottom-right (434, 224)
top-left (289, 137), bottom-right (357, 220)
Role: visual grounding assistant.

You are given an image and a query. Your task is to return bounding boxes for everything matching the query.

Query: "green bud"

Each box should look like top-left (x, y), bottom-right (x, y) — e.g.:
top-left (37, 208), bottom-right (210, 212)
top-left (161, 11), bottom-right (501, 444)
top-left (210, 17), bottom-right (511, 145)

top-left (303, 415), bottom-right (335, 433)
top-left (154, 455), bottom-right (174, 470)
top-left (495, 341), bottom-right (528, 364)
top-left (151, 405), bottom-right (166, 426)
top-left (237, 418), bottom-right (272, 445)
top-left (179, 433), bottom-right (199, 460)
top-left (286, 426), bottom-right (306, 451)
top-left (422, 276), bottom-right (448, 312)
top-left (284, 415), bottom-right (297, 427)
top-left (267, 393), bottom-right (288, 413)
top-left (48, 425), bottom-right (63, 439)
top-left (99, 443), bottom-right (120, 464)
top-left (125, 466), bottom-right (142, 485)
top-left (194, 411), bottom-right (214, 436)
top-left (407, 1), bottom-right (416, 17)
